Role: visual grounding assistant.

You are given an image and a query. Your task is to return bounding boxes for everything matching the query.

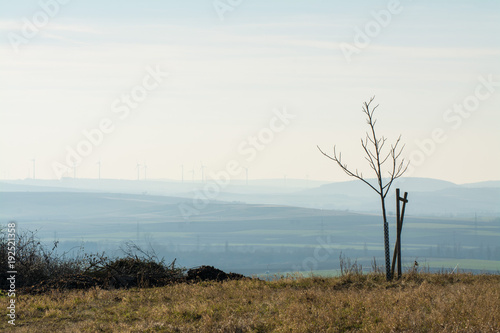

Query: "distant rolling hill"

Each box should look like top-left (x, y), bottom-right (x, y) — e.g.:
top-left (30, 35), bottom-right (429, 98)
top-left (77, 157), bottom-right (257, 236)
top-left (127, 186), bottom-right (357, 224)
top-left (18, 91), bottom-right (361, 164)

top-left (202, 178), bottom-right (500, 217)
top-left (0, 191), bottom-right (349, 224)
top-left (1, 177), bottom-right (499, 217)
top-left (300, 177), bottom-right (459, 196)
top-left (461, 180), bottom-right (500, 188)
top-left (292, 177), bottom-right (500, 216)
top-left (0, 192), bottom-right (188, 222)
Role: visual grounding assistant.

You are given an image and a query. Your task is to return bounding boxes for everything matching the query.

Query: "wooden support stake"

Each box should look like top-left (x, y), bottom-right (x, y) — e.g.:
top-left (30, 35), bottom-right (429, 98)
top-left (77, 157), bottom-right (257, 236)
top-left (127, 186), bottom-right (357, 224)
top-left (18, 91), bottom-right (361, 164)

top-left (396, 188), bottom-right (402, 278)
top-left (391, 189), bottom-right (401, 277)
top-left (391, 189), bottom-right (409, 279)
top-left (397, 192), bottom-right (408, 279)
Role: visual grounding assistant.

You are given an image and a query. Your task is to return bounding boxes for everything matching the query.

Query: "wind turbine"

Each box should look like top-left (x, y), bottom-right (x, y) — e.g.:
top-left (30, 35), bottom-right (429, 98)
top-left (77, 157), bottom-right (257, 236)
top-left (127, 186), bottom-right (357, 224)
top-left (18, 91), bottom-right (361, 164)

top-left (97, 160), bottom-right (101, 180)
top-left (200, 162), bottom-right (205, 183)
top-left (244, 167), bottom-right (248, 186)
top-left (73, 162), bottom-right (77, 179)
top-left (143, 162), bottom-right (147, 180)
top-left (191, 168), bottom-right (195, 182)
top-left (31, 158), bottom-right (36, 179)
top-left (136, 162), bottom-right (141, 180)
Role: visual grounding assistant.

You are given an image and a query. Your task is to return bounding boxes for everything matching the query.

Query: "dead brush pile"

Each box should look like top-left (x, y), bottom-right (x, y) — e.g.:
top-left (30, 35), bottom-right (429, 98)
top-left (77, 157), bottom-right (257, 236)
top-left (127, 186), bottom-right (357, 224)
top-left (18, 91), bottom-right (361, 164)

top-left (0, 228), bottom-right (244, 294)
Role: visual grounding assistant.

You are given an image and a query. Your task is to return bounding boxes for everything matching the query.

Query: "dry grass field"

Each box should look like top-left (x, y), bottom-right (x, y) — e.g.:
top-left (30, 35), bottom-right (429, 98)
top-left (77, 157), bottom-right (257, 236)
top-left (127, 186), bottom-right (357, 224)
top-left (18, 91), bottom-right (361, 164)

top-left (2, 271), bottom-right (500, 332)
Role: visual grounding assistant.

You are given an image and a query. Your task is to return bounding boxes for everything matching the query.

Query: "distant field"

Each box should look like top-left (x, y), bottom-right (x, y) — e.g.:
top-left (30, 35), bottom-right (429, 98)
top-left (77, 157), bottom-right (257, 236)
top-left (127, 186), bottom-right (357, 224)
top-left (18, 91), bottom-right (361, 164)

top-left (1, 191), bottom-right (499, 275)
top-left (278, 259), bottom-right (500, 278)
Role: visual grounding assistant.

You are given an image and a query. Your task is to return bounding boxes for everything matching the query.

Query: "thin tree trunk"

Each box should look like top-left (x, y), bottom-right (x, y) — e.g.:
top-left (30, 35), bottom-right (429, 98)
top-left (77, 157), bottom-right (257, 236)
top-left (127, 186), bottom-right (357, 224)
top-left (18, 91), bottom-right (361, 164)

top-left (380, 195), bottom-right (391, 281)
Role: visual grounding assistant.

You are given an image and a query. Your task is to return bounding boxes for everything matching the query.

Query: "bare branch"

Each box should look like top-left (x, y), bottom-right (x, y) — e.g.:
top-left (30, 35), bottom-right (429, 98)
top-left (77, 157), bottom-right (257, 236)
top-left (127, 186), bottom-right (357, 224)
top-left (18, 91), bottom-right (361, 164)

top-left (381, 138), bottom-right (409, 197)
top-left (366, 132), bottom-right (376, 146)
top-left (318, 96), bottom-right (409, 207)
top-left (380, 151), bottom-right (392, 165)
top-left (378, 137), bottom-right (387, 155)
top-left (361, 139), bottom-right (379, 176)
top-left (317, 145), bottom-right (380, 194)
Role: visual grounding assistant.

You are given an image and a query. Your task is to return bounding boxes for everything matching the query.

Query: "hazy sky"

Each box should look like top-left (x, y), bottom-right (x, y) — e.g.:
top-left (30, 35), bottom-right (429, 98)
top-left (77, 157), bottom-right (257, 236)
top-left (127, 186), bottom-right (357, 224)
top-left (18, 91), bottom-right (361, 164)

top-left (1, 0), bottom-right (499, 183)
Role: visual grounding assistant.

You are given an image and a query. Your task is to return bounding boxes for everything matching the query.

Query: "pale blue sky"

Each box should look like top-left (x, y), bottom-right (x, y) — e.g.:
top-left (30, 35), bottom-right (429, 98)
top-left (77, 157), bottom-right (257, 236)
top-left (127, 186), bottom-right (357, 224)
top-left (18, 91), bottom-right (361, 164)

top-left (0, 0), bottom-right (499, 183)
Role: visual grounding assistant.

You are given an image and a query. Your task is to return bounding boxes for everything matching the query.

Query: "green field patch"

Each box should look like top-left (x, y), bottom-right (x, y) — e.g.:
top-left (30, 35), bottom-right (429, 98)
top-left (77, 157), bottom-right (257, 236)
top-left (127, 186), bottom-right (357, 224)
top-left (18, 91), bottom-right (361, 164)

top-left (220, 243), bottom-right (383, 251)
top-left (468, 230), bottom-right (500, 237)
top-left (424, 258), bottom-right (500, 271)
top-left (405, 223), bottom-right (474, 230)
top-left (226, 229), bottom-right (327, 237)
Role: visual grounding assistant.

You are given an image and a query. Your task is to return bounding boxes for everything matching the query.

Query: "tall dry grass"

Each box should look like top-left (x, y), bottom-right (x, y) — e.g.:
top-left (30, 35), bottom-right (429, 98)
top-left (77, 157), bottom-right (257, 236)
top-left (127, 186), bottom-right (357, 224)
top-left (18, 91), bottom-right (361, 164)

top-left (2, 271), bottom-right (499, 332)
